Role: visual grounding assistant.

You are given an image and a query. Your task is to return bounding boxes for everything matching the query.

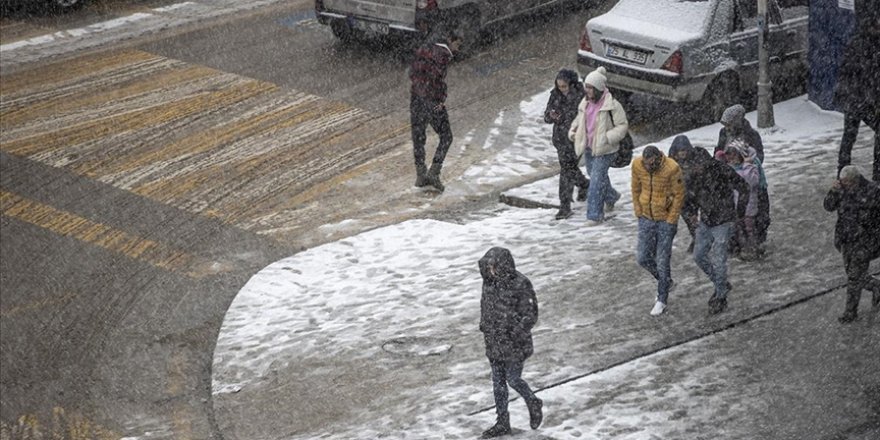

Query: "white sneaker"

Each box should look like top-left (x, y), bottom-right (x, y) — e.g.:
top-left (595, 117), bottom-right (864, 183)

top-left (650, 301), bottom-right (667, 316)
top-left (585, 219), bottom-right (603, 227)
top-left (604, 202), bottom-right (616, 212)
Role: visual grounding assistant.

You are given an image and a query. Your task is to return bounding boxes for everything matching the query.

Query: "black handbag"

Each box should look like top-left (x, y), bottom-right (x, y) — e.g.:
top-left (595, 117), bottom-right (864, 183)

top-left (609, 112), bottom-right (634, 168)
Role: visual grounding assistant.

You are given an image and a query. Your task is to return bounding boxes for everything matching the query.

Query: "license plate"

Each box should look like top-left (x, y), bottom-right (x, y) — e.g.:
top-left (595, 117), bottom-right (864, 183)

top-left (605, 45), bottom-right (648, 65)
top-left (351, 19), bottom-right (389, 35)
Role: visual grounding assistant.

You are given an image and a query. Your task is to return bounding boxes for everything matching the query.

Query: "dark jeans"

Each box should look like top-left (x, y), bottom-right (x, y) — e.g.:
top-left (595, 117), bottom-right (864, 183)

top-left (555, 139), bottom-right (589, 210)
top-left (411, 94), bottom-right (453, 169)
top-left (490, 359), bottom-right (537, 419)
top-left (839, 111), bottom-right (880, 182)
top-left (755, 187), bottom-right (771, 245)
top-left (636, 218), bottom-right (678, 304)
top-left (841, 244), bottom-right (880, 316)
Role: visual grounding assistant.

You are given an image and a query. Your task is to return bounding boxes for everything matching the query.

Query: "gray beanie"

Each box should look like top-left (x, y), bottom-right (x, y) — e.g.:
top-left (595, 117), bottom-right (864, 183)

top-left (840, 165), bottom-right (863, 181)
top-left (720, 104), bottom-right (746, 125)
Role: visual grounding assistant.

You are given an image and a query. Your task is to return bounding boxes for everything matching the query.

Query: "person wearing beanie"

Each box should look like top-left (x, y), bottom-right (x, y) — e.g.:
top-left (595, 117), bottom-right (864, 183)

top-left (722, 142), bottom-right (761, 261)
top-left (631, 145), bottom-right (685, 315)
top-left (568, 66), bottom-right (629, 226)
top-left (544, 69), bottom-right (590, 220)
top-left (716, 104), bottom-right (770, 247)
top-left (409, 31), bottom-right (463, 193)
top-left (823, 165), bottom-right (880, 323)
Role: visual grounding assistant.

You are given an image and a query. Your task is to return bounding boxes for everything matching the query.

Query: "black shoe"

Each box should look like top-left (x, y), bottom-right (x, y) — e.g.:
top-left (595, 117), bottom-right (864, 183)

top-left (576, 185), bottom-right (588, 201)
top-left (481, 419), bottom-right (511, 438)
top-left (838, 311), bottom-right (857, 324)
top-left (709, 296), bottom-right (727, 315)
top-left (555, 208), bottom-right (573, 220)
top-left (527, 398), bottom-right (543, 430)
top-left (871, 281), bottom-right (880, 309)
top-left (415, 164), bottom-right (429, 187)
top-left (687, 239), bottom-right (694, 254)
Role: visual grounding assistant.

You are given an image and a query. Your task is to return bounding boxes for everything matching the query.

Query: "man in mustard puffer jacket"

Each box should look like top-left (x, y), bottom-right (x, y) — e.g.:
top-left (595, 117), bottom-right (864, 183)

top-left (631, 146), bottom-right (685, 316)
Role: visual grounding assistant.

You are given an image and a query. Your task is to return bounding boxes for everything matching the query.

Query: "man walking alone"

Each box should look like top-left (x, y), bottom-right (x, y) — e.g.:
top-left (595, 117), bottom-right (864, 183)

top-left (478, 247), bottom-right (543, 438)
top-left (631, 146), bottom-right (685, 315)
top-left (409, 32), bottom-right (462, 192)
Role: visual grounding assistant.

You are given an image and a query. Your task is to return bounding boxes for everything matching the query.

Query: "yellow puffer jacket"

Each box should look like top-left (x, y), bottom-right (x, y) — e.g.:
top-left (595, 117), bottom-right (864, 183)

top-left (631, 155), bottom-right (685, 224)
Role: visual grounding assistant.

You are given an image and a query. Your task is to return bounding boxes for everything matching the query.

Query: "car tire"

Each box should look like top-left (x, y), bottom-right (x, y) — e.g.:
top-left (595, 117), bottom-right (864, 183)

top-left (330, 20), bottom-right (355, 42)
top-left (452, 8), bottom-right (482, 58)
top-left (702, 74), bottom-right (739, 124)
top-left (50, 0), bottom-right (84, 12)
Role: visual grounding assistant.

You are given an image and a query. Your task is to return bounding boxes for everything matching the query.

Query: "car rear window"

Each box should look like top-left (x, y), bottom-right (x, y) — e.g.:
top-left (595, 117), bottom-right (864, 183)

top-left (613, 0), bottom-right (714, 30)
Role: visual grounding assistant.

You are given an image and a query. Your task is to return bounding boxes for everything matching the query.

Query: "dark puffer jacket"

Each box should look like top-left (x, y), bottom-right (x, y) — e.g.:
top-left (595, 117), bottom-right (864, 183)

top-left (833, 27), bottom-right (880, 117)
top-left (544, 69), bottom-right (585, 148)
top-left (479, 247), bottom-right (538, 362)
top-left (823, 176), bottom-right (880, 258)
top-left (683, 152), bottom-right (750, 227)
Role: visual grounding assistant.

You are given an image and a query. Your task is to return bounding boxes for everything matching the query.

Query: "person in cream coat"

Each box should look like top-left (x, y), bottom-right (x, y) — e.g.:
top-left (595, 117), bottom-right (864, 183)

top-left (568, 67), bottom-right (630, 225)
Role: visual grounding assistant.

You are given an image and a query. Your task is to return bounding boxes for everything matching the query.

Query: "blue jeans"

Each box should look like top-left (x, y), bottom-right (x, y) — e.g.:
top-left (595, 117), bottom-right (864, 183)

top-left (585, 152), bottom-right (620, 221)
top-left (637, 217), bottom-right (678, 304)
top-left (693, 221), bottom-right (733, 298)
top-left (490, 359), bottom-right (537, 418)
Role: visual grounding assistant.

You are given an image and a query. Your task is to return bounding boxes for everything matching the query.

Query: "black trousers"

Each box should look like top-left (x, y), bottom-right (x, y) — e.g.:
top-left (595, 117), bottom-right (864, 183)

top-left (555, 139), bottom-right (589, 210)
top-left (755, 187), bottom-right (771, 245)
top-left (838, 111), bottom-right (880, 182)
top-left (841, 244), bottom-right (880, 316)
top-left (411, 94), bottom-right (453, 169)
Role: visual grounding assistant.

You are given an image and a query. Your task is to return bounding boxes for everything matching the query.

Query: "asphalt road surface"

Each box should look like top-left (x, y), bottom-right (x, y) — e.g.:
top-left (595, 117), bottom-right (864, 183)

top-left (0, 0), bottom-right (829, 439)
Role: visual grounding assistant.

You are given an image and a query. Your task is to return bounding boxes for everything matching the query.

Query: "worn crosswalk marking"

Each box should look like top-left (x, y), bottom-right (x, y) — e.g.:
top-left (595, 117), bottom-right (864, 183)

top-left (0, 49), bottom-right (408, 241)
top-left (0, 190), bottom-right (231, 279)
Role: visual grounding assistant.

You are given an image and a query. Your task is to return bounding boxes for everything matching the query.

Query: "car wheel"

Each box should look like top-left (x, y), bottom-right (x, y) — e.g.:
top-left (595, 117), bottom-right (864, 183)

top-left (703, 74), bottom-right (739, 124)
top-left (453, 8), bottom-right (482, 58)
top-left (50, 0), bottom-right (84, 12)
top-left (330, 20), bottom-right (356, 42)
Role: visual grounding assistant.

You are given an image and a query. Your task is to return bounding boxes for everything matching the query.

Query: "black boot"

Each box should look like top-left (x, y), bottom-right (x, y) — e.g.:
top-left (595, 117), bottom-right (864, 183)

top-left (481, 414), bottom-right (511, 438)
top-left (555, 207), bottom-right (573, 220)
top-left (576, 184), bottom-right (588, 202)
top-left (427, 163), bottom-right (445, 192)
top-left (527, 397), bottom-right (543, 429)
top-left (415, 163), bottom-right (429, 187)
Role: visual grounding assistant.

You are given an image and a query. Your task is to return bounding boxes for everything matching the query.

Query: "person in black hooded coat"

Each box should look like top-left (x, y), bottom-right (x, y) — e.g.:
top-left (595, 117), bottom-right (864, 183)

top-left (544, 69), bottom-right (590, 220)
top-left (823, 165), bottom-right (880, 323)
top-left (478, 247), bottom-right (543, 438)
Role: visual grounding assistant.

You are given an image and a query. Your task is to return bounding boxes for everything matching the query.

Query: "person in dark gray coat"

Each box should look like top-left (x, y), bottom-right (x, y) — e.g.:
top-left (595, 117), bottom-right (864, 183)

top-left (823, 165), bottom-right (880, 323)
top-left (544, 69), bottom-right (589, 220)
top-left (478, 247), bottom-right (542, 438)
top-left (833, 13), bottom-right (880, 182)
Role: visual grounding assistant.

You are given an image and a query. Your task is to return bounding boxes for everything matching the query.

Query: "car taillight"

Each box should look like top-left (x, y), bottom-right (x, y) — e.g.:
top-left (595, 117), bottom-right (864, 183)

top-left (417, 0), bottom-right (437, 9)
top-left (580, 28), bottom-right (592, 52)
top-left (661, 50), bottom-right (683, 74)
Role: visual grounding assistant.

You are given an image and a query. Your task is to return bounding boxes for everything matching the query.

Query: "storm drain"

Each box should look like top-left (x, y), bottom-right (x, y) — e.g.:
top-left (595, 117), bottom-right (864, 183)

top-left (382, 336), bottom-right (452, 357)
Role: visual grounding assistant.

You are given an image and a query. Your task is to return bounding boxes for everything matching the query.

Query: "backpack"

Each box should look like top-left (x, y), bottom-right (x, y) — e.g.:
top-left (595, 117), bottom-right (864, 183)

top-left (609, 112), bottom-right (634, 168)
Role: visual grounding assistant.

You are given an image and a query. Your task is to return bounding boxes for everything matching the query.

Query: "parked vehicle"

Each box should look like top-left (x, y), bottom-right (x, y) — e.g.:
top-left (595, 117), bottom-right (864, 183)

top-left (576, 0), bottom-right (809, 121)
top-left (315, 0), bottom-right (590, 52)
top-left (1, 0), bottom-right (85, 13)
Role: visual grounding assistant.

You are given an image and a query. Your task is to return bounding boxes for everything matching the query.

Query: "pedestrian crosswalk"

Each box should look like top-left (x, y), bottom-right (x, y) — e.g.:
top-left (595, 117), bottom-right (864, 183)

top-left (0, 49), bottom-right (408, 250)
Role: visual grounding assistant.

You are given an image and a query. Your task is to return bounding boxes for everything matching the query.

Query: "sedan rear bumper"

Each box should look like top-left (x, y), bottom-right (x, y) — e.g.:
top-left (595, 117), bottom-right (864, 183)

top-left (577, 51), bottom-right (710, 103)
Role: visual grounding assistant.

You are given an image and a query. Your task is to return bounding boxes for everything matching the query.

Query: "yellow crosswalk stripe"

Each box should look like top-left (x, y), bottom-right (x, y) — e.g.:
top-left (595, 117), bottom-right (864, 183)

top-left (0, 190), bottom-right (230, 279)
top-left (0, 49), bottom-right (409, 238)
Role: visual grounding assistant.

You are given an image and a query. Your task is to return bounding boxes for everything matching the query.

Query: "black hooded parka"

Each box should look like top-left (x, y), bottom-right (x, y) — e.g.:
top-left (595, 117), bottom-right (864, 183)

top-left (478, 247), bottom-right (538, 362)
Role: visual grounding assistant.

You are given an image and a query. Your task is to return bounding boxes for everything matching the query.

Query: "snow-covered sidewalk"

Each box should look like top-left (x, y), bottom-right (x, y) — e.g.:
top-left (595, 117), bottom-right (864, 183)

top-left (212, 95), bottom-right (879, 440)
